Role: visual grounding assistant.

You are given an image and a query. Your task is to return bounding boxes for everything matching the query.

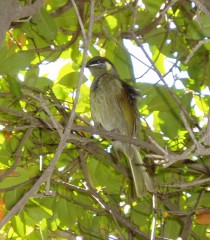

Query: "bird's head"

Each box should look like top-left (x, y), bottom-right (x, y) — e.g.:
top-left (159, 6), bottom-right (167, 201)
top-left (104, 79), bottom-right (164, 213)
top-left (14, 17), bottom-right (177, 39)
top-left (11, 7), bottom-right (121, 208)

top-left (86, 56), bottom-right (119, 78)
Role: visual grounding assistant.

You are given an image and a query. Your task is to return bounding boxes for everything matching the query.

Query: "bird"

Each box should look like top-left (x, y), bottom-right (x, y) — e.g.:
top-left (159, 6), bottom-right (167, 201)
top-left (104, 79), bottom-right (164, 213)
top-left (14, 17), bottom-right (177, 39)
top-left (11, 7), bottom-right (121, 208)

top-left (86, 56), bottom-right (155, 197)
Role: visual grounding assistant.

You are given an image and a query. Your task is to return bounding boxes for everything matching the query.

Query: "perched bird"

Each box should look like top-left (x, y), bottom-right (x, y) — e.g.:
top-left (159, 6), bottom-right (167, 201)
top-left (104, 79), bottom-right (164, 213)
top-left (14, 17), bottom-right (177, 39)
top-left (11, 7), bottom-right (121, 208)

top-left (86, 56), bottom-right (155, 197)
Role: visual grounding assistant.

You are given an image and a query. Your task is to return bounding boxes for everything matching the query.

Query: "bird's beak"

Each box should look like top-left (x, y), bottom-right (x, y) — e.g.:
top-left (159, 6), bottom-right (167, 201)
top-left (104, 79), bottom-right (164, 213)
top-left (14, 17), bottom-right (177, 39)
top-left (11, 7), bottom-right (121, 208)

top-left (80, 63), bottom-right (89, 69)
top-left (85, 62), bottom-right (92, 69)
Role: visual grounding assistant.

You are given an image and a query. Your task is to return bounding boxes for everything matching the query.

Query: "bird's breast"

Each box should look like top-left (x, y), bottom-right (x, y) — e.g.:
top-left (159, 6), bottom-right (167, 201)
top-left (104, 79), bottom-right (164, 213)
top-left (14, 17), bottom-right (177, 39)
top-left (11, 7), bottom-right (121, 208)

top-left (90, 75), bottom-right (128, 135)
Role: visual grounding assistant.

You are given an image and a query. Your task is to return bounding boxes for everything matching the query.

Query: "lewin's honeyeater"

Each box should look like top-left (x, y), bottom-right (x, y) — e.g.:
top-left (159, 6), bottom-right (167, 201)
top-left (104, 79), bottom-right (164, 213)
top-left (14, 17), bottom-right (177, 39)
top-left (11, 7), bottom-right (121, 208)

top-left (86, 56), bottom-right (155, 197)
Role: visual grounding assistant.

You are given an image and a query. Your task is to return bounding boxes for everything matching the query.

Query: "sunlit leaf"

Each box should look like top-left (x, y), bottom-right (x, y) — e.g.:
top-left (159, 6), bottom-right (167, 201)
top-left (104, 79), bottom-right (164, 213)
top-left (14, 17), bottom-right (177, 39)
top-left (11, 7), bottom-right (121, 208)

top-left (13, 215), bottom-right (25, 238)
top-left (150, 45), bottom-right (165, 74)
top-left (105, 15), bottom-right (118, 30)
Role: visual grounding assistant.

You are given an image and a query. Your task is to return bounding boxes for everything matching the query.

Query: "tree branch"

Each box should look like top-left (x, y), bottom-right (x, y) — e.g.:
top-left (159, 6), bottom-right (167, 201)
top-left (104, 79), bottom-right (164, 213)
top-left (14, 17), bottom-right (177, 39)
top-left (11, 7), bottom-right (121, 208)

top-left (0, 0), bottom-right (44, 46)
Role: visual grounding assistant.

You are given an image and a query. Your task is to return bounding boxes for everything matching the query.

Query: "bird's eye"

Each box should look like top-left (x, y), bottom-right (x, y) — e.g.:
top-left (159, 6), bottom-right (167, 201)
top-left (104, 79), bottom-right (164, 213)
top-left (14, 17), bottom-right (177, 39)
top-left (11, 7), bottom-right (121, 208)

top-left (96, 60), bottom-right (102, 64)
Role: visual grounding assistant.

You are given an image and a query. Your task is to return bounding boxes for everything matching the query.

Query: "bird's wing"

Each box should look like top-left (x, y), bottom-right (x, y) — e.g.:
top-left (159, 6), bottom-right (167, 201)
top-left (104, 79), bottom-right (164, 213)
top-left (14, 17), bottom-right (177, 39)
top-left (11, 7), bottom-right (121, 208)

top-left (117, 82), bottom-right (138, 137)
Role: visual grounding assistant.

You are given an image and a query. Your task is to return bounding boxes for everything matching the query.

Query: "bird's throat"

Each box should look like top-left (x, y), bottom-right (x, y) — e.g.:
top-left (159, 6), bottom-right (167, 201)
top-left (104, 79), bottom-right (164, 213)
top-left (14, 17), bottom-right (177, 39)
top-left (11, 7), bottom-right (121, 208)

top-left (91, 73), bottom-right (110, 91)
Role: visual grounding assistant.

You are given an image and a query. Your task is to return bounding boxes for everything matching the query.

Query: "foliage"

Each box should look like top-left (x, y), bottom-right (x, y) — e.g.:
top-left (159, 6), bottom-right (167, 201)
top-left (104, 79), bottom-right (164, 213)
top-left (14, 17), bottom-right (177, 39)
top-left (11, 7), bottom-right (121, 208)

top-left (0, 0), bottom-right (210, 239)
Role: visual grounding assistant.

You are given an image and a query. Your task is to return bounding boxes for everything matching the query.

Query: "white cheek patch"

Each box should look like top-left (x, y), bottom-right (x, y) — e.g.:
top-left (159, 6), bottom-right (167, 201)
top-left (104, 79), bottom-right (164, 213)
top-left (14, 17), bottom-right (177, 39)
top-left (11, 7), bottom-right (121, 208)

top-left (105, 62), bottom-right (112, 71)
top-left (89, 63), bottom-right (99, 67)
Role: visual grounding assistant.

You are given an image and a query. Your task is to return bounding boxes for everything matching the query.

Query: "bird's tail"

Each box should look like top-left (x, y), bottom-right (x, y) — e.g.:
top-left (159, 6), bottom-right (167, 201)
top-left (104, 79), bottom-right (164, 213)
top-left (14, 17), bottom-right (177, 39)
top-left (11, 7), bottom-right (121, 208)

top-left (124, 144), bottom-right (155, 197)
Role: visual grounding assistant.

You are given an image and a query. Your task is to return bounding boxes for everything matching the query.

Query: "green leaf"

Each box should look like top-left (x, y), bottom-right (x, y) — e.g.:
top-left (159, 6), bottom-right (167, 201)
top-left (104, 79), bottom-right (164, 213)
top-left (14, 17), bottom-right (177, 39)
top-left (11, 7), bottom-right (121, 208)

top-left (57, 198), bottom-right (77, 226)
top-left (58, 72), bottom-right (86, 88)
top-left (0, 148), bottom-right (11, 166)
top-left (52, 83), bottom-right (69, 100)
top-left (138, 83), bottom-right (178, 112)
top-left (163, 218), bottom-right (182, 239)
top-left (132, 202), bottom-right (151, 231)
top-left (150, 45), bottom-right (165, 74)
top-left (187, 14), bottom-right (210, 39)
top-left (136, 10), bottom-right (155, 29)
top-left (54, 8), bottom-right (78, 31)
top-left (6, 76), bottom-right (22, 96)
top-left (194, 95), bottom-right (209, 115)
top-left (5, 188), bottom-right (26, 210)
top-left (87, 157), bottom-right (122, 193)
top-left (25, 76), bottom-right (53, 89)
top-left (57, 63), bottom-right (73, 80)
top-left (105, 40), bottom-right (134, 80)
top-left (159, 111), bottom-right (183, 138)
top-left (71, 40), bottom-right (83, 64)
top-left (0, 166), bottom-right (38, 189)
top-left (13, 215), bottom-right (25, 237)
top-left (39, 218), bottom-right (48, 240)
top-left (76, 84), bottom-right (91, 113)
top-left (0, 47), bottom-right (7, 61)
top-left (193, 224), bottom-right (209, 239)
top-left (105, 15), bottom-right (118, 30)
top-left (187, 48), bottom-right (210, 89)
top-left (0, 52), bottom-right (35, 75)
top-left (33, 8), bottom-right (58, 40)
top-left (143, 0), bottom-right (164, 16)
top-left (25, 198), bottom-right (53, 222)
top-left (24, 67), bottom-right (39, 85)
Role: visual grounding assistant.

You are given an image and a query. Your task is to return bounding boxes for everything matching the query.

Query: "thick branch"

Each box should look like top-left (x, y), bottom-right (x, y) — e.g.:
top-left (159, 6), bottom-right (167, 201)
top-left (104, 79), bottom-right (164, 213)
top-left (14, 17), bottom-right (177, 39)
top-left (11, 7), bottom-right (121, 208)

top-left (0, 0), bottom-right (44, 46)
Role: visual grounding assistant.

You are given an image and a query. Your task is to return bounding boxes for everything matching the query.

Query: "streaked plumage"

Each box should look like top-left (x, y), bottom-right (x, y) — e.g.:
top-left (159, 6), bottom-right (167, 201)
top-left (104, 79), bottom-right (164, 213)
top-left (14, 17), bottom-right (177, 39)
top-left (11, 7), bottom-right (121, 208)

top-left (86, 56), bottom-right (155, 197)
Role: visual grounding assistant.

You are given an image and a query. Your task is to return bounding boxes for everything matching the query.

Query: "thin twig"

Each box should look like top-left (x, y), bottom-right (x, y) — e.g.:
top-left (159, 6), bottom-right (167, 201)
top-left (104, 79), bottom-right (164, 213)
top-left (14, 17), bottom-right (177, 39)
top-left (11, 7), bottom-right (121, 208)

top-left (148, 136), bottom-right (168, 155)
top-left (22, 90), bottom-right (63, 137)
top-left (180, 112), bottom-right (202, 149)
top-left (185, 39), bottom-right (210, 64)
top-left (70, 0), bottom-right (87, 39)
top-left (165, 177), bottom-right (210, 189)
